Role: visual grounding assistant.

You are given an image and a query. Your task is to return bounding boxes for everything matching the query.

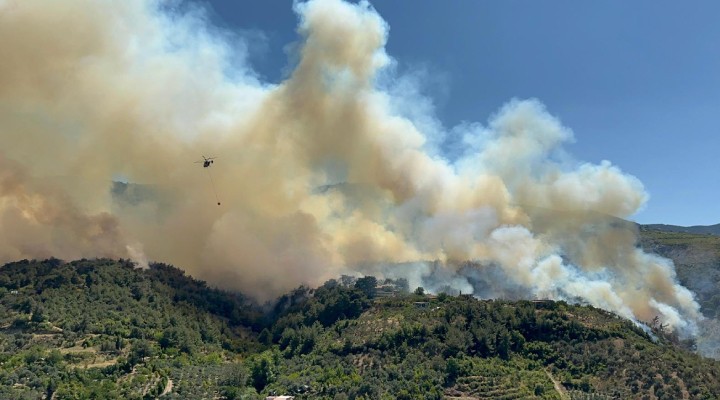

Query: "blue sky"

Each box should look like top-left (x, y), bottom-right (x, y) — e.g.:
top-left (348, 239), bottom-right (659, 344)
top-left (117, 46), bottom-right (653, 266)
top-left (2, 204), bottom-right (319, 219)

top-left (201, 0), bottom-right (719, 226)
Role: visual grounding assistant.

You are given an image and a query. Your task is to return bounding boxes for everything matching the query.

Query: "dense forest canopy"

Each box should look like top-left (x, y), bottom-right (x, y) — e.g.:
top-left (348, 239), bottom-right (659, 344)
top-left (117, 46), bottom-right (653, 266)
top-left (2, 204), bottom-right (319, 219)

top-left (1, 257), bottom-right (720, 399)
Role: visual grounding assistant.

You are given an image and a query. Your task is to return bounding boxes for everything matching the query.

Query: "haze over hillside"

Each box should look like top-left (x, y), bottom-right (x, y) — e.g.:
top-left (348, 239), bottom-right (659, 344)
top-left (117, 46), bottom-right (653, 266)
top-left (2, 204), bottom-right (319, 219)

top-left (637, 228), bottom-right (720, 359)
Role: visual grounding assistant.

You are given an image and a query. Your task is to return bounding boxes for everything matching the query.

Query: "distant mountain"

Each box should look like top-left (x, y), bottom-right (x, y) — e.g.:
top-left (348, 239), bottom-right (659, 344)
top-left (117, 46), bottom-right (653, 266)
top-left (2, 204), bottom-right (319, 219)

top-left (642, 223), bottom-right (720, 236)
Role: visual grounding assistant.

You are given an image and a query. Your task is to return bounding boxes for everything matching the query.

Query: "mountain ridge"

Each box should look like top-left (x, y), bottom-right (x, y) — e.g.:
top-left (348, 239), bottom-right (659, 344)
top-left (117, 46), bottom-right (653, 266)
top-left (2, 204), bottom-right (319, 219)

top-left (642, 223), bottom-right (720, 236)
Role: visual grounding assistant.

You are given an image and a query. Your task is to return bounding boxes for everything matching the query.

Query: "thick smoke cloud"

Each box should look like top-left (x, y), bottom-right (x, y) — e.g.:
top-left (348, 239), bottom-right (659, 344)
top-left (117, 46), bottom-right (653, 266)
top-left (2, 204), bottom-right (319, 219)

top-left (0, 0), bottom-right (702, 336)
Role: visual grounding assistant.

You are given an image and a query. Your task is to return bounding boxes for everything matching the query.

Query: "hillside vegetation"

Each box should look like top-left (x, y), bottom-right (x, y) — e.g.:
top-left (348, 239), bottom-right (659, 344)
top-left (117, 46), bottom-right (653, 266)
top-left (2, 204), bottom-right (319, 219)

top-left (2, 258), bottom-right (720, 399)
top-left (642, 223), bottom-right (720, 236)
top-left (0, 259), bottom-right (264, 399)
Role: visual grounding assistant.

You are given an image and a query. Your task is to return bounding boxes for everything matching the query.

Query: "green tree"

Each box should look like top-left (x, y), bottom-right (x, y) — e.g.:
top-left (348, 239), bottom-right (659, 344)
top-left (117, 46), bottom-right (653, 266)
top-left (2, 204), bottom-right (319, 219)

top-left (46, 379), bottom-right (58, 399)
top-left (129, 339), bottom-right (154, 366)
top-left (250, 352), bottom-right (276, 392)
top-left (258, 328), bottom-right (271, 345)
top-left (30, 305), bottom-right (46, 323)
top-left (445, 358), bottom-right (460, 386)
top-left (354, 276), bottom-right (377, 299)
top-left (498, 331), bottom-right (511, 360)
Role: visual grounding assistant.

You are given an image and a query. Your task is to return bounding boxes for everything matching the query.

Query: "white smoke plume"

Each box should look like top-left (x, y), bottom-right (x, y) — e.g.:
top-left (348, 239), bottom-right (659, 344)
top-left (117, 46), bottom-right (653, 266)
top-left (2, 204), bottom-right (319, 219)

top-left (0, 0), bottom-right (702, 336)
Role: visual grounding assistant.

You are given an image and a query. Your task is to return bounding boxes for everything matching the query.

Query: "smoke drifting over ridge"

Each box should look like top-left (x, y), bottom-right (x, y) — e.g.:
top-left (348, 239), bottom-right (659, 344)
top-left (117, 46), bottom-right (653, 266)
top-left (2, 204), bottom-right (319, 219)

top-left (0, 0), bottom-right (702, 335)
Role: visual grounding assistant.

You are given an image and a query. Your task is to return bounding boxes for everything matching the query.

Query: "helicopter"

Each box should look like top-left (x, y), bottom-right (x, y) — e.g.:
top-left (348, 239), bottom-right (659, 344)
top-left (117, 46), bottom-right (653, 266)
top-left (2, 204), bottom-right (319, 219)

top-left (195, 155), bottom-right (216, 168)
top-left (195, 156), bottom-right (221, 205)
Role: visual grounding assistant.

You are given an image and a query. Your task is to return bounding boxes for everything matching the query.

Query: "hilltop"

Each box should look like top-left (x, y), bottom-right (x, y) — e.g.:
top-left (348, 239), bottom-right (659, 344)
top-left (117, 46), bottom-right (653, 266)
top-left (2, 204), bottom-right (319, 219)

top-left (2, 259), bottom-right (720, 399)
top-left (642, 223), bottom-right (720, 236)
top-left (0, 259), bottom-right (265, 399)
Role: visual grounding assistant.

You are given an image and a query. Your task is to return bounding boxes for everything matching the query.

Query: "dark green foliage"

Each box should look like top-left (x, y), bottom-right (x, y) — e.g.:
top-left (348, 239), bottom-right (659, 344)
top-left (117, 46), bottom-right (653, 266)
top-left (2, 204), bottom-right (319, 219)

top-left (354, 276), bottom-right (377, 299)
top-left (2, 258), bottom-right (720, 399)
top-left (262, 287), bottom-right (720, 399)
top-left (271, 283), bottom-right (371, 340)
top-left (0, 258), bottom-right (263, 399)
top-left (250, 351), bottom-right (277, 391)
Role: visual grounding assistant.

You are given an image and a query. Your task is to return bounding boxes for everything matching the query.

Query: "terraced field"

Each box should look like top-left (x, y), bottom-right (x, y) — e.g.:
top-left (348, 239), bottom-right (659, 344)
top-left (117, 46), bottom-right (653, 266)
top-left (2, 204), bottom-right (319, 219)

top-left (446, 375), bottom-right (544, 399)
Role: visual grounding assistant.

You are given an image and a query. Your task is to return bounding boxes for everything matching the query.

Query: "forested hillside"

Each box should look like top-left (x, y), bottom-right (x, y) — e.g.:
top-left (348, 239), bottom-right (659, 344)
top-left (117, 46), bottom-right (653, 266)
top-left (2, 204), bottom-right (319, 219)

top-left (0, 259), bottom-right (264, 399)
top-left (2, 259), bottom-right (720, 399)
